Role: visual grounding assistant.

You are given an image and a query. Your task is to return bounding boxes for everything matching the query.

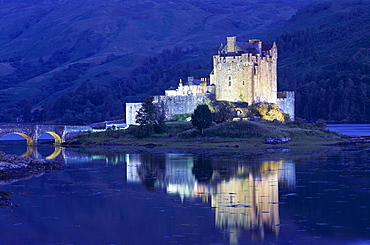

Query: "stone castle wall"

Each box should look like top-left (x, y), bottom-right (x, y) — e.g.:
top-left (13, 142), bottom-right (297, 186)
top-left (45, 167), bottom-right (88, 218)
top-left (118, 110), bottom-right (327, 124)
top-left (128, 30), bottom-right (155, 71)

top-left (155, 93), bottom-right (209, 120)
top-left (277, 91), bottom-right (295, 120)
top-left (210, 39), bottom-right (277, 105)
top-left (126, 103), bottom-right (142, 125)
top-left (125, 92), bottom-right (211, 125)
top-left (210, 53), bottom-right (277, 104)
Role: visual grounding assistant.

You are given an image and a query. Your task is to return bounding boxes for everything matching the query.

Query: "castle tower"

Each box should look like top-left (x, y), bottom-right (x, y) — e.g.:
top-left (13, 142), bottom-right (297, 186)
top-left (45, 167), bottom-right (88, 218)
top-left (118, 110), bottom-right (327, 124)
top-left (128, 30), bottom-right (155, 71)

top-left (210, 37), bottom-right (277, 105)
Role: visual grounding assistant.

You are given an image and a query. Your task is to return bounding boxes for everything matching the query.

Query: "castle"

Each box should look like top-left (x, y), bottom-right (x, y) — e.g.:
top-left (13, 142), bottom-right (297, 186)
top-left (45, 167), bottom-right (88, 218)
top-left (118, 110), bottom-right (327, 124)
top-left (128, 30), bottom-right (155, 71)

top-left (211, 37), bottom-right (277, 104)
top-left (126, 37), bottom-right (294, 125)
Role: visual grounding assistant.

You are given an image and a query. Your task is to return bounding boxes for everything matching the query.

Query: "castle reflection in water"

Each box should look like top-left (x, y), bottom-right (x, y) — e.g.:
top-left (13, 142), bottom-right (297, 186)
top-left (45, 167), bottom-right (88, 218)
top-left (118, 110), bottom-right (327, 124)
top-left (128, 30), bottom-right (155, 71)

top-left (14, 145), bottom-right (296, 244)
top-left (125, 153), bottom-right (296, 244)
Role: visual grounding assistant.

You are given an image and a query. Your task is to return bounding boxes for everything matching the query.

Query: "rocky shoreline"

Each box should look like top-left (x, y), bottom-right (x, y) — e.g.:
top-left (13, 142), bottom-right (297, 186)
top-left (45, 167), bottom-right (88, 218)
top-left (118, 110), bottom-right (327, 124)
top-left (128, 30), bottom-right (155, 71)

top-left (0, 152), bottom-right (62, 185)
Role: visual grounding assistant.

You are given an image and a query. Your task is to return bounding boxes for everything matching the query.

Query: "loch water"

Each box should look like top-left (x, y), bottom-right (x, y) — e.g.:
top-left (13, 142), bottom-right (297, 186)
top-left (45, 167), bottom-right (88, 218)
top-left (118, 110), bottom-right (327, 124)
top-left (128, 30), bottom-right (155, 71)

top-left (0, 140), bottom-right (369, 245)
top-left (326, 124), bottom-right (370, 137)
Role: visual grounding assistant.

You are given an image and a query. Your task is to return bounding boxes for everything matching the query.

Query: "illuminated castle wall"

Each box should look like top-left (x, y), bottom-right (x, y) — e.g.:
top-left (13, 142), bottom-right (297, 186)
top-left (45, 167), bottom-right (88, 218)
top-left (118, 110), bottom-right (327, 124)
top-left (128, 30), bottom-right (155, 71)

top-left (210, 37), bottom-right (277, 104)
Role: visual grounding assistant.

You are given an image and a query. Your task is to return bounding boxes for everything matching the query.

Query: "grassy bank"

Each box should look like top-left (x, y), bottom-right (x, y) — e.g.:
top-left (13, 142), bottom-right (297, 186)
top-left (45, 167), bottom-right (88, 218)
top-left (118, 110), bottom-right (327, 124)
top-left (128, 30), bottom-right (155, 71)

top-left (70, 120), bottom-right (355, 155)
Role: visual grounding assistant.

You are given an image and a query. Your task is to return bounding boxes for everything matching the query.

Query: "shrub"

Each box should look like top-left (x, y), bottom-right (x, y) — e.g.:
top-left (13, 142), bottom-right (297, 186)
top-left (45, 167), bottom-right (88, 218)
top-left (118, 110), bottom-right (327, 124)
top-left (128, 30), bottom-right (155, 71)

top-left (250, 103), bottom-right (289, 122)
top-left (171, 113), bottom-right (192, 121)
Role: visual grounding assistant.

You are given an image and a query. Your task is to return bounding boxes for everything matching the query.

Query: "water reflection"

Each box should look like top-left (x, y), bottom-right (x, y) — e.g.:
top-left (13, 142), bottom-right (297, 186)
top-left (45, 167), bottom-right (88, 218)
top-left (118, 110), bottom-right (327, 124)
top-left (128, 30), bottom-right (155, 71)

top-left (0, 142), bottom-right (296, 243)
top-left (0, 143), bottom-right (369, 244)
top-left (20, 145), bottom-right (63, 160)
top-left (125, 153), bottom-right (296, 244)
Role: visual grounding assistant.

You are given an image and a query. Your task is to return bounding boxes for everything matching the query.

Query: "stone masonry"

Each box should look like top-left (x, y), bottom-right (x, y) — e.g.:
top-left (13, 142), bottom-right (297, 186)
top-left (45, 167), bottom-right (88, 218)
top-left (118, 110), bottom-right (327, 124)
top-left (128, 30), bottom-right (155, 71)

top-left (210, 37), bottom-right (277, 104)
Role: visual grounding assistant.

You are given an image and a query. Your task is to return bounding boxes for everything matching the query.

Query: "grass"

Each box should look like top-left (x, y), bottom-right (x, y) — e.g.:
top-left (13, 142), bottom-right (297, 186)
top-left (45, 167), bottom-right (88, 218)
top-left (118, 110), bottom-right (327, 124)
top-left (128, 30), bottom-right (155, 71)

top-left (72, 120), bottom-right (349, 156)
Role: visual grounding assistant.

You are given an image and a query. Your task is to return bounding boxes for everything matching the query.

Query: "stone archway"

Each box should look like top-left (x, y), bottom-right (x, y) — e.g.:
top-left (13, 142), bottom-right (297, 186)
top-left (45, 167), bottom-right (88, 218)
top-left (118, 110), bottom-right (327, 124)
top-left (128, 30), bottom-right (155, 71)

top-left (0, 124), bottom-right (91, 146)
top-left (42, 131), bottom-right (62, 145)
top-left (13, 132), bottom-right (35, 145)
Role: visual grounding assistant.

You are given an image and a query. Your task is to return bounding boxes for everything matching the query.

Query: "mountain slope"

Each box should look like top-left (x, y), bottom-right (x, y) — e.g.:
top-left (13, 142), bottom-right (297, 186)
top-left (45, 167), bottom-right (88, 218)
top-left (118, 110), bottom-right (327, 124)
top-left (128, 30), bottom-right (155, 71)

top-left (0, 0), bottom-right (315, 123)
top-left (268, 0), bottom-right (370, 122)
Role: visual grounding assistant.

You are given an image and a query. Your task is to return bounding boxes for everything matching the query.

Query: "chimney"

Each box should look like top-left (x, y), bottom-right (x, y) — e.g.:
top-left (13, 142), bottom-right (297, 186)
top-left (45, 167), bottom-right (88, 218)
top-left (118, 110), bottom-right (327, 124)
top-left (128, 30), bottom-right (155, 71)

top-left (226, 36), bottom-right (237, 53)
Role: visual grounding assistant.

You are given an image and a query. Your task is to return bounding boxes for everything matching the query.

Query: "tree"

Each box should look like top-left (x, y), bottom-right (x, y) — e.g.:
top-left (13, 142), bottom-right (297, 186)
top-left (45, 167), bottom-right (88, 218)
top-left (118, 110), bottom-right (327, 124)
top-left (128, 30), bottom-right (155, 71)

top-left (205, 100), bottom-right (235, 123)
top-left (20, 100), bottom-right (32, 122)
top-left (135, 96), bottom-right (166, 137)
top-left (136, 96), bottom-right (158, 125)
top-left (191, 105), bottom-right (213, 134)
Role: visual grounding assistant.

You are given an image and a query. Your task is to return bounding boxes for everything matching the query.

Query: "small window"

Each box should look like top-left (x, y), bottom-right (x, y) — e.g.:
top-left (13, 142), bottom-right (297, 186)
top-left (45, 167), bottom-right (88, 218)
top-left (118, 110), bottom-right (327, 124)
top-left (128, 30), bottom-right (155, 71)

top-left (254, 63), bottom-right (258, 75)
top-left (243, 81), bottom-right (245, 85)
top-left (229, 81), bottom-right (231, 86)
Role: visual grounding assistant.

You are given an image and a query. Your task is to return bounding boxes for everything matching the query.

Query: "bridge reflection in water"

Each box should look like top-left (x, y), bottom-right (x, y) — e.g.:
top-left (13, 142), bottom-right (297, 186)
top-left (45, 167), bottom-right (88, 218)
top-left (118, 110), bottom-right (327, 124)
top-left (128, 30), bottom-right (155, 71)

top-left (21, 145), bottom-right (63, 160)
top-left (125, 154), bottom-right (296, 244)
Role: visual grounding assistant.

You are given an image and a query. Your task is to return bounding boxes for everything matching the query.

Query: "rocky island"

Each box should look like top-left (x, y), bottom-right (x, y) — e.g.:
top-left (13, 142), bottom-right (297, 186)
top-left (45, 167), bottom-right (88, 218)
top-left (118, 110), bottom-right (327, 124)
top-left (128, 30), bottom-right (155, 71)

top-left (0, 152), bottom-right (61, 185)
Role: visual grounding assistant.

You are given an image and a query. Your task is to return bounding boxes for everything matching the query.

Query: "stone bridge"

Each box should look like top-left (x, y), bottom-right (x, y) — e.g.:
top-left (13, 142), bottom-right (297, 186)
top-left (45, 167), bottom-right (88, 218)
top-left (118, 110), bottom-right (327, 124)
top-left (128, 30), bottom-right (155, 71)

top-left (0, 124), bottom-right (92, 145)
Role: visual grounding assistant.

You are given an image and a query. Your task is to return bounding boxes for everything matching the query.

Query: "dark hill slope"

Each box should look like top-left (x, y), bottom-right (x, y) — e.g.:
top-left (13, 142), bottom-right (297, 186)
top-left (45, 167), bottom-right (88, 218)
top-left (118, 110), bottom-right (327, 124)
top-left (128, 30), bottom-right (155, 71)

top-left (267, 0), bottom-right (370, 122)
top-left (0, 0), bottom-right (314, 123)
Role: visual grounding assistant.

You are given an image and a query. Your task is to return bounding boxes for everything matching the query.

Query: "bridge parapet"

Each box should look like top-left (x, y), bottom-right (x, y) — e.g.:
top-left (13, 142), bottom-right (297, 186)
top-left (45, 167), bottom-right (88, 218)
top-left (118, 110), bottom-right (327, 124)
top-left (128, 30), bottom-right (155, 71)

top-left (0, 124), bottom-right (92, 145)
top-left (63, 126), bottom-right (92, 142)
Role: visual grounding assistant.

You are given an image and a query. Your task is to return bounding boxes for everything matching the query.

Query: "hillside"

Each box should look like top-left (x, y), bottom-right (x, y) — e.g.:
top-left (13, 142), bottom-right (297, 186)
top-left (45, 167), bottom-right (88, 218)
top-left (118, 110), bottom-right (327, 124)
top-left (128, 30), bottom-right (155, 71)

top-left (1, 0), bottom-right (369, 124)
top-left (0, 0), bottom-right (315, 123)
top-left (268, 0), bottom-right (370, 122)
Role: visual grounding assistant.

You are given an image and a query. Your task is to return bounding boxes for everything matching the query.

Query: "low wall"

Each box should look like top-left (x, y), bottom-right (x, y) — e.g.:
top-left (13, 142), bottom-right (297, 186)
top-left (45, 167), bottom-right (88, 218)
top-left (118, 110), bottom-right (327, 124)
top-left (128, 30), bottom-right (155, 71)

top-left (157, 94), bottom-right (207, 120)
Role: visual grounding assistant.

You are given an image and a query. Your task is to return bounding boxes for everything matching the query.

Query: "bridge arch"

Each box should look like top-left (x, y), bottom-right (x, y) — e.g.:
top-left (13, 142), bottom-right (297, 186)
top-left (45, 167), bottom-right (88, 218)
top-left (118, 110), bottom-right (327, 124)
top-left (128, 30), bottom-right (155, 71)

top-left (39, 132), bottom-right (62, 145)
top-left (9, 132), bottom-right (35, 145)
top-left (0, 124), bottom-right (92, 146)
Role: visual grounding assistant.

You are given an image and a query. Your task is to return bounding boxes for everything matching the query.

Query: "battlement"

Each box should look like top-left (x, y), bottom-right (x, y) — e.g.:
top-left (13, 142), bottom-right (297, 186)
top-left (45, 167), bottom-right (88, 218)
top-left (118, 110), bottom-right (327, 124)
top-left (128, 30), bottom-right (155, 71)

top-left (219, 36), bottom-right (276, 58)
top-left (277, 91), bottom-right (295, 99)
top-left (214, 52), bottom-right (274, 65)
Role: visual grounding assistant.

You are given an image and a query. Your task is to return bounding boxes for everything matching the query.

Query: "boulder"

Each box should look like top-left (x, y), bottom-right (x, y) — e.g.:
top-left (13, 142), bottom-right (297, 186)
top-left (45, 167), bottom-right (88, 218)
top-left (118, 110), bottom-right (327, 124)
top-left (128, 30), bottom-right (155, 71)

top-left (265, 137), bottom-right (291, 144)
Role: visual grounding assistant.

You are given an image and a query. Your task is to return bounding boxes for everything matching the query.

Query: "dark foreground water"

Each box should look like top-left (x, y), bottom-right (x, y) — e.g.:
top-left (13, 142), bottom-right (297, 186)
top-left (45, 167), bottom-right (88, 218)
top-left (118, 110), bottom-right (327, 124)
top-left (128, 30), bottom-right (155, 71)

top-left (0, 141), bottom-right (369, 245)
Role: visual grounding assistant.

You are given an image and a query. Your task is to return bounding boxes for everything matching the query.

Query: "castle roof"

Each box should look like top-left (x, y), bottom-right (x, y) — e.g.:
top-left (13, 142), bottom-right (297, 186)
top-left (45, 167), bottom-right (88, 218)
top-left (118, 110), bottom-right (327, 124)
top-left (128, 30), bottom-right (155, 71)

top-left (235, 42), bottom-right (259, 54)
top-left (262, 43), bottom-right (274, 50)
